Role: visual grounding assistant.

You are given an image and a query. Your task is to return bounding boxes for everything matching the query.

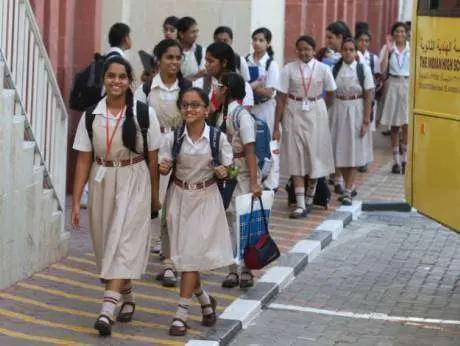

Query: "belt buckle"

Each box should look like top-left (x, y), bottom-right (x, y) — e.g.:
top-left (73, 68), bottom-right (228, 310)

top-left (189, 183), bottom-right (198, 190)
top-left (113, 160), bottom-right (121, 167)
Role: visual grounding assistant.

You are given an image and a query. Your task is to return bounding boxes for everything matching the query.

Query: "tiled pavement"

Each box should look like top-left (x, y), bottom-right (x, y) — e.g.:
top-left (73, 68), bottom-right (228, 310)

top-left (0, 131), bottom-right (399, 345)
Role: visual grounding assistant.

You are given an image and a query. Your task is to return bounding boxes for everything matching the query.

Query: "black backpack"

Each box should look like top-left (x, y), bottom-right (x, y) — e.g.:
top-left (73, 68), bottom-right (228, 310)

top-left (69, 51), bottom-right (120, 111)
top-left (84, 101), bottom-right (151, 164)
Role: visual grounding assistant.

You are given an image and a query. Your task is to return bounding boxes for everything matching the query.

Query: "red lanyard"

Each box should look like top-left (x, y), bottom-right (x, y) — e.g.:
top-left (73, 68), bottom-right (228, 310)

top-left (105, 106), bottom-right (125, 162)
top-left (299, 61), bottom-right (316, 98)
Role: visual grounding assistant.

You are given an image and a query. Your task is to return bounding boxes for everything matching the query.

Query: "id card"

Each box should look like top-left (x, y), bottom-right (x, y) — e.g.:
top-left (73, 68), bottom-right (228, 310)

top-left (95, 166), bottom-right (107, 183)
top-left (302, 100), bottom-right (311, 112)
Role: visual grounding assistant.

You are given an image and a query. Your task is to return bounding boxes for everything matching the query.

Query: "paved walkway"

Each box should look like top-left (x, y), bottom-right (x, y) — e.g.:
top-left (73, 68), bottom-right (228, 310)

top-left (0, 131), bottom-right (400, 345)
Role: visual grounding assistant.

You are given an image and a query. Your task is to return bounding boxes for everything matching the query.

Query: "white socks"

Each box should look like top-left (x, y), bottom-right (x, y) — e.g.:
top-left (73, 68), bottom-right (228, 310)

top-left (401, 144), bottom-right (407, 163)
top-left (195, 289), bottom-right (213, 315)
top-left (305, 179), bottom-right (317, 205)
top-left (295, 187), bottom-right (306, 210)
top-left (100, 290), bottom-right (121, 322)
top-left (173, 297), bottom-right (190, 326)
top-left (393, 148), bottom-right (400, 164)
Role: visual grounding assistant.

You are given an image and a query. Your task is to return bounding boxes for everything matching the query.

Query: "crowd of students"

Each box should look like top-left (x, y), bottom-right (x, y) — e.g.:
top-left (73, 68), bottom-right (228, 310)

top-left (70, 16), bottom-right (411, 338)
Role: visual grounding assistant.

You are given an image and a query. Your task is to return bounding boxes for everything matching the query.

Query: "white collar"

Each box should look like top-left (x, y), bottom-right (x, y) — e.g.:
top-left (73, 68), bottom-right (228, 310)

top-left (182, 123), bottom-right (210, 142)
top-left (91, 97), bottom-right (128, 118)
top-left (106, 46), bottom-right (125, 58)
top-left (300, 58), bottom-right (316, 69)
top-left (183, 42), bottom-right (198, 53)
top-left (151, 73), bottom-right (180, 91)
top-left (248, 52), bottom-right (270, 66)
top-left (358, 50), bottom-right (370, 59)
top-left (344, 60), bottom-right (358, 69)
top-left (392, 41), bottom-right (410, 55)
top-left (227, 100), bottom-right (241, 114)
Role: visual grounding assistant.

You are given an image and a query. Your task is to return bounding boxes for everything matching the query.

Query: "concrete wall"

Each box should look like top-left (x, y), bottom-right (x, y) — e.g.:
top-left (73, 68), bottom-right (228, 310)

top-left (100, 0), bottom-right (286, 82)
top-left (0, 87), bottom-right (67, 289)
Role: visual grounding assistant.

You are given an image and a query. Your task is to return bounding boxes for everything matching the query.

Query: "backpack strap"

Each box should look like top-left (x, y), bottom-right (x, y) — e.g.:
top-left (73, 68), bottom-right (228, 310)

top-left (84, 104), bottom-right (98, 153)
top-left (172, 123), bottom-right (186, 162)
top-left (194, 44), bottom-right (203, 66)
top-left (142, 79), bottom-right (153, 98)
top-left (332, 58), bottom-right (344, 80)
top-left (357, 63), bottom-right (365, 92)
top-left (369, 52), bottom-right (375, 75)
top-left (265, 57), bottom-right (273, 71)
top-left (231, 105), bottom-right (248, 135)
top-left (209, 126), bottom-right (221, 167)
top-left (135, 101), bottom-right (150, 164)
top-left (245, 54), bottom-right (250, 62)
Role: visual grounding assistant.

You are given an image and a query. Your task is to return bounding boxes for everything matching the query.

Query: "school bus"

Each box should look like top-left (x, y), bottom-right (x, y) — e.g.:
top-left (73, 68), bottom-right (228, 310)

top-left (406, 0), bottom-right (460, 232)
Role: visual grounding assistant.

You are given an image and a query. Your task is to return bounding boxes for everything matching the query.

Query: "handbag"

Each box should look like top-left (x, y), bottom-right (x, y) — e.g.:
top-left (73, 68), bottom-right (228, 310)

top-left (217, 178), bottom-right (238, 210)
top-left (243, 196), bottom-right (280, 270)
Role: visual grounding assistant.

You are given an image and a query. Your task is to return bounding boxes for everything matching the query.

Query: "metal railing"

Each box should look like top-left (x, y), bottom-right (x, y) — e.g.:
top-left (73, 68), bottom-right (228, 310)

top-left (0, 0), bottom-right (68, 213)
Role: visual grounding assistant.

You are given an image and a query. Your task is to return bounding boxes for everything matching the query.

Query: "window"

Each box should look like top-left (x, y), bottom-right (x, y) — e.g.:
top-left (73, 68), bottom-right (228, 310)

top-left (418, 0), bottom-right (460, 16)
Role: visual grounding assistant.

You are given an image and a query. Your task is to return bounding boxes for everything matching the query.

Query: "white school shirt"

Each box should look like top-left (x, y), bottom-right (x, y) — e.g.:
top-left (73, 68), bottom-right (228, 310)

top-left (357, 50), bottom-right (381, 75)
top-left (379, 42), bottom-right (410, 77)
top-left (238, 55), bottom-right (251, 82)
top-left (73, 97), bottom-right (164, 153)
top-left (159, 124), bottom-right (233, 165)
top-left (134, 73), bottom-right (180, 104)
top-left (216, 100), bottom-right (256, 153)
top-left (193, 77), bottom-right (254, 107)
top-left (246, 52), bottom-right (280, 90)
top-left (335, 60), bottom-right (375, 96)
top-left (277, 58), bottom-right (337, 98)
top-left (180, 43), bottom-right (206, 78)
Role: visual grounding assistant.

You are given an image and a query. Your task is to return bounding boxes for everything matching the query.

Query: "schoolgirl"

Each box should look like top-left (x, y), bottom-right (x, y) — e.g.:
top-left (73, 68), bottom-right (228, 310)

top-left (379, 22), bottom-right (410, 174)
top-left (134, 39), bottom-right (192, 288)
top-left (356, 26), bottom-right (382, 172)
top-left (215, 72), bottom-right (262, 289)
top-left (246, 27), bottom-right (280, 136)
top-left (163, 16), bottom-right (179, 40)
top-left (177, 16), bottom-right (206, 80)
top-left (213, 26), bottom-right (251, 82)
top-left (159, 88), bottom-right (234, 336)
top-left (324, 21), bottom-right (353, 195)
top-left (329, 38), bottom-right (375, 205)
top-left (193, 42), bottom-right (254, 113)
top-left (273, 36), bottom-right (336, 218)
top-left (71, 56), bottom-right (163, 336)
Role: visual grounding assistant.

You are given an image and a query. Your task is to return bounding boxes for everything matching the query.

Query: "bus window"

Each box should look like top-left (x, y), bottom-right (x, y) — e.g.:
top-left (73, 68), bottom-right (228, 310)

top-left (418, 0), bottom-right (460, 15)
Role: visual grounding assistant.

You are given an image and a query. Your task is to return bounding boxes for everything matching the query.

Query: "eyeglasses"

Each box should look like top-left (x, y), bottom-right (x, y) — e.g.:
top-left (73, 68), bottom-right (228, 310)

top-left (180, 102), bottom-right (205, 110)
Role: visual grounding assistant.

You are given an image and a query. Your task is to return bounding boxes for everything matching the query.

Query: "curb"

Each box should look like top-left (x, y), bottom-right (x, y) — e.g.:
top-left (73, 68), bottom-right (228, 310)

top-left (361, 201), bottom-right (411, 212)
top-left (186, 201), bottom-right (362, 346)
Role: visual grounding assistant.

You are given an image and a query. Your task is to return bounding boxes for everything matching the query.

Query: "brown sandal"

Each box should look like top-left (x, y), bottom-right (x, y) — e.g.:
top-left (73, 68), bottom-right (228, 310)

top-left (116, 302), bottom-right (135, 322)
top-left (222, 272), bottom-right (239, 288)
top-left (169, 317), bottom-right (188, 337)
top-left (201, 296), bottom-right (217, 327)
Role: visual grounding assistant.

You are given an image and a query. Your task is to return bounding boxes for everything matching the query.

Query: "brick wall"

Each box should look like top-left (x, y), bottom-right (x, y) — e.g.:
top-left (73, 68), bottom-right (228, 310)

top-left (284, 0), bottom-right (399, 63)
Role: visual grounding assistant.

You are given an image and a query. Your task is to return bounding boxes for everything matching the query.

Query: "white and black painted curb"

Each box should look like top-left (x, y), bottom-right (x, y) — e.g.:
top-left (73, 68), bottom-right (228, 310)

top-left (186, 201), bottom-right (363, 346)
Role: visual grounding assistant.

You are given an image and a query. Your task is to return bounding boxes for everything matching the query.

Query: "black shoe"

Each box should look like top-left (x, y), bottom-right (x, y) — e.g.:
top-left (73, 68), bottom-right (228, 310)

top-left (391, 163), bottom-right (401, 174)
top-left (338, 190), bottom-right (357, 202)
top-left (289, 208), bottom-right (308, 219)
top-left (382, 130), bottom-right (391, 136)
top-left (402, 161), bottom-right (406, 175)
top-left (94, 314), bottom-right (114, 337)
top-left (357, 164), bottom-right (368, 173)
top-left (334, 184), bottom-right (344, 195)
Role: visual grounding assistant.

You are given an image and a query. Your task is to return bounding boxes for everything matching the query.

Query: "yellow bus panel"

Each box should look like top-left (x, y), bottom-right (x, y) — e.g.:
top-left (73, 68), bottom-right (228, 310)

top-left (412, 115), bottom-right (460, 232)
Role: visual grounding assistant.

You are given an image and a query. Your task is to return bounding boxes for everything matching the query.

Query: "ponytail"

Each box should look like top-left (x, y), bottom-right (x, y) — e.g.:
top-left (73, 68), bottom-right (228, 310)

top-left (332, 57), bottom-right (344, 79)
top-left (267, 46), bottom-right (275, 57)
top-left (122, 88), bottom-right (139, 154)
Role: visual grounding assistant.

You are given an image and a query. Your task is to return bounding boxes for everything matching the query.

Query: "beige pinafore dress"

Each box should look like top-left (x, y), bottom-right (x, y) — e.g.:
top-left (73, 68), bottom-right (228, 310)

top-left (281, 65), bottom-right (335, 178)
top-left (165, 150), bottom-right (234, 272)
top-left (148, 89), bottom-right (182, 202)
top-left (87, 114), bottom-right (151, 280)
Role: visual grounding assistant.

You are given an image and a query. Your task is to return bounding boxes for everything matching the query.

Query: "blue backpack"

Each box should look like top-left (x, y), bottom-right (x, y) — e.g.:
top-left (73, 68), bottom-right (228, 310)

top-left (231, 105), bottom-right (271, 171)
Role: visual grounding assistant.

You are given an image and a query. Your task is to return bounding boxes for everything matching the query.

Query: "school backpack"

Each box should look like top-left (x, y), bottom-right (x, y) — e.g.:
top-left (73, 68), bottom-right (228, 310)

top-left (230, 105), bottom-right (271, 172)
top-left (84, 101), bottom-right (151, 164)
top-left (285, 176), bottom-right (331, 209)
top-left (141, 77), bottom-right (193, 98)
top-left (69, 51), bottom-right (121, 111)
